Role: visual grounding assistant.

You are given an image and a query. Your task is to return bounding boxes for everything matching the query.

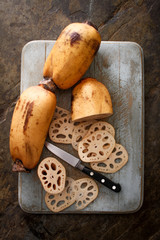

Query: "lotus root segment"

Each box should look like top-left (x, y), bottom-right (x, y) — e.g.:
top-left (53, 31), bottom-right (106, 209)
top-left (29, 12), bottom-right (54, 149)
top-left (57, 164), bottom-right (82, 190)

top-left (53, 106), bottom-right (70, 120)
top-left (85, 121), bottom-right (115, 138)
top-left (43, 22), bottom-right (101, 89)
top-left (90, 144), bottom-right (128, 173)
top-left (10, 83), bottom-right (56, 171)
top-left (45, 177), bottom-right (76, 213)
top-left (72, 178), bottom-right (98, 210)
top-left (37, 157), bottom-right (66, 194)
top-left (78, 130), bottom-right (115, 162)
top-left (71, 78), bottom-right (113, 122)
top-left (49, 114), bottom-right (74, 144)
top-left (72, 120), bottom-right (97, 151)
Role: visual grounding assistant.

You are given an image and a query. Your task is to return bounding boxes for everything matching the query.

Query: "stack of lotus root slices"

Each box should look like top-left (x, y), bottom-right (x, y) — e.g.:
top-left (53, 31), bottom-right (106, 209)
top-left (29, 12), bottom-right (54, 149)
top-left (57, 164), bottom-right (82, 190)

top-left (38, 106), bottom-right (128, 213)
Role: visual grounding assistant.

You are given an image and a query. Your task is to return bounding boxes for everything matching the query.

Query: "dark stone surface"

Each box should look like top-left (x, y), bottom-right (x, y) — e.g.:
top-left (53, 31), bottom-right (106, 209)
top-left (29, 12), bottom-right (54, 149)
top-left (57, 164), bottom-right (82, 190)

top-left (0, 0), bottom-right (160, 239)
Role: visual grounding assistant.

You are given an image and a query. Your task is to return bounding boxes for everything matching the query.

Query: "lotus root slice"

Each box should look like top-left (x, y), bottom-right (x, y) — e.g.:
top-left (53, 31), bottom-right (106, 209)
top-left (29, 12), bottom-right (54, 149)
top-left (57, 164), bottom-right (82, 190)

top-left (78, 130), bottom-right (115, 162)
top-left (37, 157), bottom-right (66, 194)
top-left (53, 106), bottom-right (70, 120)
top-left (49, 114), bottom-right (74, 144)
top-left (90, 143), bottom-right (128, 173)
top-left (72, 178), bottom-right (98, 210)
top-left (85, 121), bottom-right (115, 138)
top-left (72, 120), bottom-right (97, 151)
top-left (45, 177), bottom-right (76, 212)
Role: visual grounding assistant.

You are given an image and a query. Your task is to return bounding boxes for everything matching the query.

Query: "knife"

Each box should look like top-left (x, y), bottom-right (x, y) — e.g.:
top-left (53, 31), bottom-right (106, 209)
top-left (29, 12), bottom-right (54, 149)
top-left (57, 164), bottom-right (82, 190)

top-left (45, 141), bottom-right (121, 193)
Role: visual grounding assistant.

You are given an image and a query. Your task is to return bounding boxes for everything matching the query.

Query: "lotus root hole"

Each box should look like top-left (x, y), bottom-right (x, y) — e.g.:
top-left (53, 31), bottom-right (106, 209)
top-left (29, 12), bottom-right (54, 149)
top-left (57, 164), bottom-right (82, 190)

top-left (88, 186), bottom-right (94, 191)
top-left (97, 162), bottom-right (107, 167)
top-left (44, 181), bottom-right (48, 184)
top-left (83, 143), bottom-right (89, 148)
top-left (51, 163), bottom-right (56, 170)
top-left (53, 184), bottom-right (56, 190)
top-left (116, 151), bottom-right (123, 156)
top-left (102, 126), bottom-right (106, 130)
top-left (68, 134), bottom-right (72, 139)
top-left (87, 192), bottom-right (93, 197)
top-left (49, 195), bottom-right (54, 199)
top-left (44, 164), bottom-right (49, 170)
top-left (112, 147), bottom-right (117, 153)
top-left (86, 197), bottom-right (90, 201)
top-left (103, 136), bottom-right (109, 141)
top-left (82, 149), bottom-right (88, 153)
top-left (87, 139), bottom-right (91, 143)
top-left (42, 177), bottom-right (46, 180)
top-left (99, 151), bottom-right (104, 156)
top-left (76, 136), bottom-right (82, 142)
top-left (103, 143), bottom-right (110, 149)
top-left (96, 134), bottom-right (101, 140)
top-left (52, 129), bottom-right (59, 133)
top-left (57, 200), bottom-right (65, 207)
top-left (57, 176), bottom-right (61, 186)
top-left (42, 170), bottom-right (47, 175)
top-left (51, 200), bottom-right (56, 205)
top-left (56, 134), bottom-right (66, 139)
top-left (110, 164), bottom-right (114, 168)
top-left (78, 201), bottom-right (82, 206)
top-left (57, 170), bottom-right (61, 174)
top-left (47, 183), bottom-right (51, 188)
top-left (80, 182), bottom-right (87, 189)
top-left (115, 158), bottom-right (122, 163)
top-left (87, 152), bottom-right (97, 158)
top-left (55, 123), bottom-right (60, 128)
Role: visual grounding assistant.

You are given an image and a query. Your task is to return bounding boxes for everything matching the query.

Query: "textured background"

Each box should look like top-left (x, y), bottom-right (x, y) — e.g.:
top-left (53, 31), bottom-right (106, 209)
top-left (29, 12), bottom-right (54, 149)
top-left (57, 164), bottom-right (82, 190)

top-left (0, 0), bottom-right (160, 239)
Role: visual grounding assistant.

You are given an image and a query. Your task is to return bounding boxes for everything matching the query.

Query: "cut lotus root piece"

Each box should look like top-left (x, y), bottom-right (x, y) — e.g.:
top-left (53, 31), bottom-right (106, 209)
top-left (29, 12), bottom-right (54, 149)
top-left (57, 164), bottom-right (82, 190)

top-left (85, 121), bottom-right (115, 138)
top-left (78, 130), bottom-right (115, 163)
top-left (72, 120), bottom-right (97, 151)
top-left (90, 144), bottom-right (128, 173)
top-left (37, 157), bottom-right (66, 194)
top-left (45, 177), bottom-right (76, 213)
top-left (53, 106), bottom-right (70, 120)
top-left (49, 114), bottom-right (74, 144)
top-left (72, 178), bottom-right (98, 210)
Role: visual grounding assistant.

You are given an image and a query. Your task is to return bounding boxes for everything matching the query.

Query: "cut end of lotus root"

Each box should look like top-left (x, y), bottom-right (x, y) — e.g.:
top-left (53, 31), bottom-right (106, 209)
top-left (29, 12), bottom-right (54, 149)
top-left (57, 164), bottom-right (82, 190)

top-left (37, 157), bottom-right (66, 194)
top-left (71, 78), bottom-right (113, 122)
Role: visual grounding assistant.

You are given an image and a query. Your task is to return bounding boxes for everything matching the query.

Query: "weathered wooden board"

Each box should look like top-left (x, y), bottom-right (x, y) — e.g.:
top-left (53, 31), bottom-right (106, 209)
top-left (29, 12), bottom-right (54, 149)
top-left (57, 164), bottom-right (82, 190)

top-left (19, 41), bottom-right (144, 213)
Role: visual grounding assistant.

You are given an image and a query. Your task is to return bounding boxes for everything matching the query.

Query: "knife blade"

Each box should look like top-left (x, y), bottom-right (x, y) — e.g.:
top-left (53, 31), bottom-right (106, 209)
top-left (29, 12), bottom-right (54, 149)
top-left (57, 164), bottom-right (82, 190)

top-left (45, 141), bottom-right (121, 193)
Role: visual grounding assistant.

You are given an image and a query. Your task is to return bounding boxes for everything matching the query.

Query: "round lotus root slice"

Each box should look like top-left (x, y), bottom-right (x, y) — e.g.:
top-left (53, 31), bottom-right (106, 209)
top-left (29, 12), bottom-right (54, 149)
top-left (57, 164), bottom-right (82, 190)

top-left (85, 121), bottom-right (115, 138)
top-left (72, 178), bottom-right (98, 210)
top-left (45, 177), bottom-right (76, 213)
top-left (53, 106), bottom-right (70, 120)
top-left (49, 114), bottom-right (74, 144)
top-left (72, 120), bottom-right (97, 151)
top-left (78, 130), bottom-right (115, 163)
top-left (90, 144), bottom-right (128, 173)
top-left (37, 157), bottom-right (66, 194)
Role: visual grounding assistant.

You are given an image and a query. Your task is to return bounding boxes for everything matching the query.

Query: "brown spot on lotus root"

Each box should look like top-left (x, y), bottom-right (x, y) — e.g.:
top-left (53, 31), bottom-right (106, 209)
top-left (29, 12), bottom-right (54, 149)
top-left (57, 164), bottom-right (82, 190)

top-left (23, 101), bottom-right (34, 133)
top-left (70, 32), bottom-right (81, 46)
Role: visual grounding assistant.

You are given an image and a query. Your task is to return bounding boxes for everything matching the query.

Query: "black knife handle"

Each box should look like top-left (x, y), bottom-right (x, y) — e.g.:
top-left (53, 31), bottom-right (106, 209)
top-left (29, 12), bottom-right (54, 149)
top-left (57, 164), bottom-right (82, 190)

top-left (82, 166), bottom-right (121, 193)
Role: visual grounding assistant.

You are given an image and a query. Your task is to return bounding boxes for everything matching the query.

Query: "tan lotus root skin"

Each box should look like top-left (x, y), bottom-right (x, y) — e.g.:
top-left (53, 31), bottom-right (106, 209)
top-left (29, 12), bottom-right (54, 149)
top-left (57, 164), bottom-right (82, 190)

top-left (72, 178), bottom-right (99, 210)
top-left (90, 144), bottom-right (128, 173)
top-left (49, 114), bottom-right (74, 144)
top-left (78, 130), bottom-right (115, 162)
top-left (45, 177), bottom-right (76, 212)
top-left (37, 157), bottom-right (66, 194)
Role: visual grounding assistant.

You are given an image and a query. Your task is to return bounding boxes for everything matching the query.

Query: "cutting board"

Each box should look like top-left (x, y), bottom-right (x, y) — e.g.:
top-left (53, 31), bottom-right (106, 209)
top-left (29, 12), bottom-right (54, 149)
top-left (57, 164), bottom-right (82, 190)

top-left (18, 40), bottom-right (144, 213)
